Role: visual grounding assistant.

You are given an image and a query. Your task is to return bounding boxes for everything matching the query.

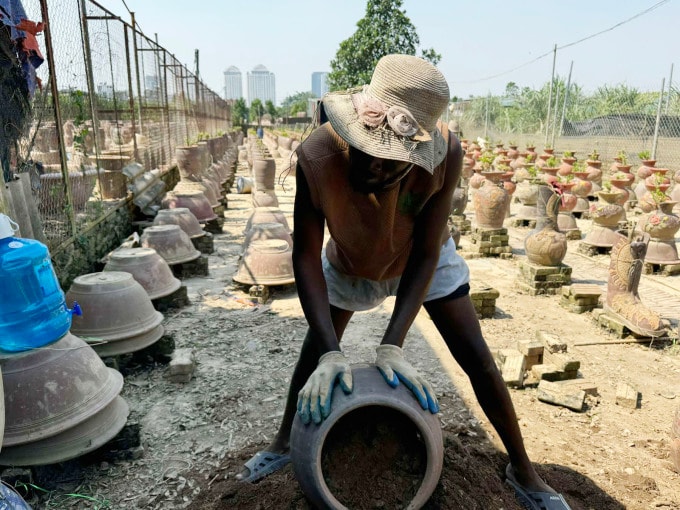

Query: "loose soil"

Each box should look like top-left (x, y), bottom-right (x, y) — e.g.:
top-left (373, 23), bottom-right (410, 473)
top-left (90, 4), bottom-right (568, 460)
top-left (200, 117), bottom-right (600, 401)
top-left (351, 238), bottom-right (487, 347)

top-left (17, 153), bottom-right (680, 509)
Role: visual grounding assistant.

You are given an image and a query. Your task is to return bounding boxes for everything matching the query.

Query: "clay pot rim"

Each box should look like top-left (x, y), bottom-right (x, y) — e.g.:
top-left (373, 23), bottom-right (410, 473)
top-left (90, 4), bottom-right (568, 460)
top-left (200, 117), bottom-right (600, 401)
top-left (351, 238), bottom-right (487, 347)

top-left (0, 396), bottom-right (129, 466)
top-left (87, 323), bottom-right (165, 357)
top-left (105, 249), bottom-right (181, 300)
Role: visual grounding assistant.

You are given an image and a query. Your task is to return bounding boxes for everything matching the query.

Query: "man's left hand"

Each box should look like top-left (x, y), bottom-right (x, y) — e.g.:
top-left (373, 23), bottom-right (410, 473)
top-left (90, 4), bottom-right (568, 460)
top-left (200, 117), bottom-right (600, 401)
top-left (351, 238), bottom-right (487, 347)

top-left (374, 344), bottom-right (440, 413)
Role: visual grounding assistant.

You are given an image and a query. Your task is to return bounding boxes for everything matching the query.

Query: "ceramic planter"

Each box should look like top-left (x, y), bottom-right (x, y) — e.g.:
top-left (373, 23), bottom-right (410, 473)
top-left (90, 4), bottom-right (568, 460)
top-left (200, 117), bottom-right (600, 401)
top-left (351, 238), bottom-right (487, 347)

top-left (243, 222), bottom-right (293, 252)
top-left (252, 190), bottom-right (279, 208)
top-left (153, 207), bottom-right (205, 238)
top-left (245, 207), bottom-right (291, 233)
top-left (161, 191), bottom-right (218, 223)
top-left (174, 179), bottom-right (220, 208)
top-left (175, 146), bottom-right (203, 179)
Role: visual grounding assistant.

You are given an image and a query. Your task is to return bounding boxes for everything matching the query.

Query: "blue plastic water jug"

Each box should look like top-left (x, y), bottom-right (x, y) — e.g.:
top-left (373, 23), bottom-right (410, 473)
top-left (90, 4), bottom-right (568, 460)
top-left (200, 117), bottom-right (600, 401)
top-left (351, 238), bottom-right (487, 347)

top-left (0, 214), bottom-right (80, 352)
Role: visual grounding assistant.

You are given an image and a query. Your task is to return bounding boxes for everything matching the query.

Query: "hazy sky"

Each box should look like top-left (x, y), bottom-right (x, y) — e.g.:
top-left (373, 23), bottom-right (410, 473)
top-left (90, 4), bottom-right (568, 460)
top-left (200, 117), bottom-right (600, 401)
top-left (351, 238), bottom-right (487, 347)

top-left (95, 0), bottom-right (678, 104)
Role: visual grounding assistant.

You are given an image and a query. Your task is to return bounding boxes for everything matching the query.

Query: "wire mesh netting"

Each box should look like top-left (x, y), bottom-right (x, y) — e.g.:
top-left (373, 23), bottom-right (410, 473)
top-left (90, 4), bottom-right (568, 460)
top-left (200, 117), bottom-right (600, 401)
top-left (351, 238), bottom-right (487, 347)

top-left (2, 0), bottom-right (231, 250)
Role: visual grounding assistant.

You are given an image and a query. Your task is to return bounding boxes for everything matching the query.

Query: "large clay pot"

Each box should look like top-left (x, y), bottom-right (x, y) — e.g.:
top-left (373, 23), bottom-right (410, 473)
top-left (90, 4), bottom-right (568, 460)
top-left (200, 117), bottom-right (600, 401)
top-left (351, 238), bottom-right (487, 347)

top-left (472, 178), bottom-right (509, 229)
top-left (104, 248), bottom-right (181, 300)
top-left (141, 225), bottom-right (201, 265)
top-left (243, 222), bottom-right (293, 252)
top-left (1, 332), bottom-right (123, 447)
top-left (643, 201), bottom-right (680, 264)
top-left (450, 184), bottom-right (468, 216)
top-left (153, 207), bottom-right (205, 238)
top-left (233, 239), bottom-right (295, 286)
top-left (637, 159), bottom-right (656, 179)
top-left (161, 191), bottom-right (217, 223)
top-left (524, 186), bottom-right (567, 266)
top-left (252, 190), bottom-right (279, 208)
top-left (252, 158), bottom-right (276, 191)
top-left (174, 179), bottom-right (220, 208)
top-left (245, 207), bottom-right (291, 233)
top-left (175, 146), bottom-right (203, 179)
top-left (290, 364), bottom-right (443, 510)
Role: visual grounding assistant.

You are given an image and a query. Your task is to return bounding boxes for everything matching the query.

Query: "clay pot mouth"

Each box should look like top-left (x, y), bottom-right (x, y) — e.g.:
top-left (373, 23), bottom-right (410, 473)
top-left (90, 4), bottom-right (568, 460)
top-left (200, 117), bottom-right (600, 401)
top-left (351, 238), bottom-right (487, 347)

top-left (67, 272), bottom-right (164, 340)
top-left (153, 208), bottom-right (205, 238)
top-left (290, 364), bottom-right (442, 510)
top-left (88, 323), bottom-right (165, 357)
top-left (104, 247), bottom-right (181, 300)
top-left (234, 239), bottom-right (295, 286)
top-left (141, 225), bottom-right (201, 265)
top-left (2, 332), bottom-right (124, 446)
top-left (0, 396), bottom-right (129, 467)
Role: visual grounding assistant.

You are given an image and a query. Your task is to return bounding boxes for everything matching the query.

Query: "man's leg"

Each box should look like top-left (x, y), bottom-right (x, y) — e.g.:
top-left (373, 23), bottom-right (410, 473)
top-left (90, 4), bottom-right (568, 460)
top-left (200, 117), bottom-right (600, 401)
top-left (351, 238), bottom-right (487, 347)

top-left (237, 305), bottom-right (354, 479)
top-left (423, 293), bottom-right (555, 493)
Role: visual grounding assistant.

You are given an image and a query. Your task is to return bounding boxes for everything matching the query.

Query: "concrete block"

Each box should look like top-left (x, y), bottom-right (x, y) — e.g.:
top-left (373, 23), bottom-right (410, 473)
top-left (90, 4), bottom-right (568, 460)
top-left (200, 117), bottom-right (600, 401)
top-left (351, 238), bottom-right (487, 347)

top-left (167, 348), bottom-right (196, 383)
top-left (537, 380), bottom-right (586, 412)
top-left (616, 382), bottom-right (641, 409)
top-left (536, 330), bottom-right (567, 353)
top-left (501, 352), bottom-right (526, 388)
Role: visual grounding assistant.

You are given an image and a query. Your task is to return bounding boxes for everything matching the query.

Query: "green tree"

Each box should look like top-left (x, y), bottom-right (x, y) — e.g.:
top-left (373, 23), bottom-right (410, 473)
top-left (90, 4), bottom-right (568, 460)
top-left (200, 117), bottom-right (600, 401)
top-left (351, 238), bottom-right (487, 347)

top-left (250, 99), bottom-right (264, 123)
top-left (327, 0), bottom-right (441, 91)
top-left (265, 100), bottom-right (278, 119)
top-left (232, 98), bottom-right (249, 126)
top-left (281, 91), bottom-right (316, 117)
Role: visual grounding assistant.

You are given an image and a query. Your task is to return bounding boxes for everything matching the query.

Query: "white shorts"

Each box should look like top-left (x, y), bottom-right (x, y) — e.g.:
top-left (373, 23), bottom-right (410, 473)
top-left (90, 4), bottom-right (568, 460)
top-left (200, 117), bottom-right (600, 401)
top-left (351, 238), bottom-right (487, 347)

top-left (322, 237), bottom-right (470, 312)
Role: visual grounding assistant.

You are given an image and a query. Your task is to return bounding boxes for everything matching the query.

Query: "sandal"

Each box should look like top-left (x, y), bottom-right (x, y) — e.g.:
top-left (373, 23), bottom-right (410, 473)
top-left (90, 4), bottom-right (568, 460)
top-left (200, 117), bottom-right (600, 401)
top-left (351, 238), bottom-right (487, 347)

top-left (505, 464), bottom-right (572, 510)
top-left (235, 451), bottom-right (290, 484)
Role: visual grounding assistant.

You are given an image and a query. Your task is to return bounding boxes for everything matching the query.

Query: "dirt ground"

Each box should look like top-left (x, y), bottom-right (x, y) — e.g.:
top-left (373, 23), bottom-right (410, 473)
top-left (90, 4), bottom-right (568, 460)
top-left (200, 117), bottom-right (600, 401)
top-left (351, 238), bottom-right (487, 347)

top-left (20, 155), bottom-right (680, 509)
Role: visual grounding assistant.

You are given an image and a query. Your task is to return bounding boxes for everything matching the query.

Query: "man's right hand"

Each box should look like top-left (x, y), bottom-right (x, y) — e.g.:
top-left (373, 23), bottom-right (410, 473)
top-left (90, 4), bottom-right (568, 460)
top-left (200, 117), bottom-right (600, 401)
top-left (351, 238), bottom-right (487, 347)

top-left (297, 351), bottom-right (353, 425)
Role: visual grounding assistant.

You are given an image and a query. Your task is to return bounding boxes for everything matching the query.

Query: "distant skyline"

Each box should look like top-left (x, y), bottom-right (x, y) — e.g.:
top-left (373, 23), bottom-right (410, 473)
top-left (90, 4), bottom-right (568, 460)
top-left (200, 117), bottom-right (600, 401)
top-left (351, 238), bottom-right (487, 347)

top-left (96, 0), bottom-right (678, 105)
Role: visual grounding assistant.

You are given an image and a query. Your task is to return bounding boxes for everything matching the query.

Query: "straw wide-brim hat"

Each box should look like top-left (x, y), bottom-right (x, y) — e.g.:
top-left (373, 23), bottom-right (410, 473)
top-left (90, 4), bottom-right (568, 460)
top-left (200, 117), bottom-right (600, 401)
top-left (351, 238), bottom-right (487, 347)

top-left (323, 54), bottom-right (450, 173)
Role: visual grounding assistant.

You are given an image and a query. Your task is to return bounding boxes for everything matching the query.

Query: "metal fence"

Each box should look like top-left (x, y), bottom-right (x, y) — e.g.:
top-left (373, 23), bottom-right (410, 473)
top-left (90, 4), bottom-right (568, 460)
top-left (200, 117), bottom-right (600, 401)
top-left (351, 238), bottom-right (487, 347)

top-left (450, 63), bottom-right (680, 174)
top-left (2, 0), bottom-right (230, 250)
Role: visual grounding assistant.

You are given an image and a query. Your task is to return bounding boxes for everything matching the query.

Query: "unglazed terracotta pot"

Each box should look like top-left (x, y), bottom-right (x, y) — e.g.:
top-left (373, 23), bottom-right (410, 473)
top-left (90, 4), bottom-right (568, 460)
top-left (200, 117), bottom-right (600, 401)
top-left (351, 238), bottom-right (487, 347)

top-left (252, 190), bottom-right (279, 208)
top-left (161, 191), bottom-right (217, 223)
top-left (141, 225), bottom-right (201, 265)
top-left (252, 157), bottom-right (276, 190)
top-left (0, 396), bottom-right (129, 466)
top-left (174, 179), bottom-right (220, 208)
top-left (245, 207), bottom-right (291, 233)
top-left (153, 207), bottom-right (205, 239)
top-left (1, 332), bottom-right (124, 446)
top-left (450, 185), bottom-right (468, 216)
top-left (472, 179), bottom-right (509, 229)
top-left (233, 239), bottom-right (295, 286)
top-left (67, 272), bottom-right (164, 341)
top-left (104, 247), bottom-right (181, 300)
top-left (525, 185), bottom-right (567, 266)
top-left (175, 145), bottom-right (203, 179)
top-left (243, 222), bottom-right (293, 251)
top-left (290, 364), bottom-right (443, 510)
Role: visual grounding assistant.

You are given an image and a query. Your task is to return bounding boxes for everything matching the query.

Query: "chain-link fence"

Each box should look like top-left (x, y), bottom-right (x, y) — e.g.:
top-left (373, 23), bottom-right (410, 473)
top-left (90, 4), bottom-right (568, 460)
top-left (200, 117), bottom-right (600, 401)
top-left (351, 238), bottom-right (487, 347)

top-left (450, 62), bottom-right (680, 175)
top-left (1, 0), bottom-right (230, 250)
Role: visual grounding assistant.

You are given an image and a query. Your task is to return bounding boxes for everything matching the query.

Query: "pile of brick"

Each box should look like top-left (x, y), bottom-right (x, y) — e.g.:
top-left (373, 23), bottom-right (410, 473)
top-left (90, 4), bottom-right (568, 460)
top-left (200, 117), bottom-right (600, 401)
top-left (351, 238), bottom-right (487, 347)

top-left (467, 226), bottom-right (513, 258)
top-left (470, 283), bottom-right (500, 319)
top-left (559, 284), bottom-right (602, 313)
top-left (517, 260), bottom-right (572, 296)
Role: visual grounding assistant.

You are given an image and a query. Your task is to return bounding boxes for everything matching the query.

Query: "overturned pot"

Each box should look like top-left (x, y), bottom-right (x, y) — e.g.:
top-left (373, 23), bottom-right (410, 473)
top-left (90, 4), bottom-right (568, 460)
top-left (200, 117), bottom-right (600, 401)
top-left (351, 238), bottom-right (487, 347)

top-left (161, 191), bottom-right (217, 223)
top-left (233, 239), bottom-right (295, 286)
top-left (103, 247), bottom-right (181, 300)
top-left (141, 225), bottom-right (201, 265)
top-left (153, 207), bottom-right (205, 239)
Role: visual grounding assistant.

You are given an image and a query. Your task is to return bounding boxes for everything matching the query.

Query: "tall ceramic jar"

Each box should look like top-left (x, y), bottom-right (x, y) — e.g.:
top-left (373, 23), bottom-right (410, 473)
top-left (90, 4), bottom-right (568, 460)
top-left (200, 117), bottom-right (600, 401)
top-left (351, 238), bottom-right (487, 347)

top-left (473, 172), bottom-right (510, 229)
top-left (642, 201), bottom-right (680, 263)
top-left (524, 185), bottom-right (567, 266)
top-left (589, 191), bottom-right (626, 228)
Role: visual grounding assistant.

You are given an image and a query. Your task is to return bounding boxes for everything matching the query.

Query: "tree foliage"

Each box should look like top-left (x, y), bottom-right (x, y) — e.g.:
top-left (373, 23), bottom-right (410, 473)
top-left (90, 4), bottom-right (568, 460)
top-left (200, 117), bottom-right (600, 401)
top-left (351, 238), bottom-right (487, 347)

top-left (265, 100), bottom-right (278, 118)
top-left (249, 99), bottom-right (264, 122)
top-left (280, 91), bottom-right (316, 116)
top-left (232, 98), bottom-right (248, 125)
top-left (328, 0), bottom-right (441, 91)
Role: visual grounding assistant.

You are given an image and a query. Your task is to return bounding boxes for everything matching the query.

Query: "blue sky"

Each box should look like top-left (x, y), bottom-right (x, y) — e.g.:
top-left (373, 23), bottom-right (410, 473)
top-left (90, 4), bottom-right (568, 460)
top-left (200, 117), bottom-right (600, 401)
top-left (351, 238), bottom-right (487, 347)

top-left (96, 0), bottom-right (678, 105)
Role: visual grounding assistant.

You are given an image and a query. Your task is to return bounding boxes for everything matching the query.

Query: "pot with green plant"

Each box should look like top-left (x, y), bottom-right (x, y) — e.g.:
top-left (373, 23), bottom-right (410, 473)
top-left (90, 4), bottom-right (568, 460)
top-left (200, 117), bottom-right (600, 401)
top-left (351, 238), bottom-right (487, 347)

top-left (583, 184), bottom-right (627, 247)
top-left (558, 150), bottom-right (576, 176)
top-left (175, 143), bottom-right (203, 179)
top-left (636, 150), bottom-right (656, 179)
top-left (610, 171), bottom-right (632, 205)
top-left (541, 155), bottom-right (560, 179)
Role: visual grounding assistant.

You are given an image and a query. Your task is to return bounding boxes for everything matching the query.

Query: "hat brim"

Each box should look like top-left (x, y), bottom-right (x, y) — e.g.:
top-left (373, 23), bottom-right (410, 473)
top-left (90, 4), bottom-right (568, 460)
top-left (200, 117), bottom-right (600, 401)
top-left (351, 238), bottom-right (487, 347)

top-left (323, 91), bottom-right (447, 174)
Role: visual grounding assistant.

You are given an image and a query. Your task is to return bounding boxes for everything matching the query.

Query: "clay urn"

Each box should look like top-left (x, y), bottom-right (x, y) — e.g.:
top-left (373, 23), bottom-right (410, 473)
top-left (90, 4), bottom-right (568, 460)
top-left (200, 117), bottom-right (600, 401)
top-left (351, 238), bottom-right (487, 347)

top-left (524, 185), bottom-right (567, 266)
top-left (153, 207), bottom-right (205, 239)
top-left (104, 247), bottom-right (181, 300)
top-left (252, 157), bottom-right (276, 191)
top-left (175, 145), bottom-right (203, 179)
top-left (233, 239), bottom-right (295, 286)
top-left (141, 225), bottom-right (201, 265)
top-left (472, 174), bottom-right (510, 229)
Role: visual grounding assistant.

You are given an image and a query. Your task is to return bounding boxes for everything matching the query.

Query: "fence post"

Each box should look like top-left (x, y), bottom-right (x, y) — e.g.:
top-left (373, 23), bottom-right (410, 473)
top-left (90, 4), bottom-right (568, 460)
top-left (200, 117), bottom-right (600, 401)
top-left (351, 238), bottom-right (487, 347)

top-left (665, 63), bottom-right (674, 115)
top-left (40, 0), bottom-right (76, 236)
top-left (651, 78), bottom-right (665, 160)
top-left (544, 44), bottom-right (557, 147)
top-left (79, 0), bottom-right (103, 191)
top-left (558, 61), bottom-right (573, 139)
top-left (123, 24), bottom-right (139, 162)
top-left (130, 13), bottom-right (144, 137)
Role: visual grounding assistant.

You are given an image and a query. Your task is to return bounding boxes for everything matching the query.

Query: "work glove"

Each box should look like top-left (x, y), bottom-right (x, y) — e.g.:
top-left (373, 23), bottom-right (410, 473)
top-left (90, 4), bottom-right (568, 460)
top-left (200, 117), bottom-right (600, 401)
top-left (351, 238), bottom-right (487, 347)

top-left (375, 344), bottom-right (440, 414)
top-left (297, 351), bottom-right (353, 425)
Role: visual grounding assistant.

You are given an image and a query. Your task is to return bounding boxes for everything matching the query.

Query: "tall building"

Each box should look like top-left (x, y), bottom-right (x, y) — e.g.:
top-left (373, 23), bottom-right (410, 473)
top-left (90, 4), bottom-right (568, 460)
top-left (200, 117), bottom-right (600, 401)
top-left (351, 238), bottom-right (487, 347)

top-left (247, 64), bottom-right (276, 105)
top-left (311, 72), bottom-right (329, 98)
top-left (223, 66), bottom-right (243, 100)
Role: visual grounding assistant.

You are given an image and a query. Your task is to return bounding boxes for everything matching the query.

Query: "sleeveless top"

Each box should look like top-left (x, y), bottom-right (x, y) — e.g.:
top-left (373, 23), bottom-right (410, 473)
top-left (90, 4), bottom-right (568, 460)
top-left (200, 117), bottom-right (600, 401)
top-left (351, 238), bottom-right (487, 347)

top-left (296, 122), bottom-right (451, 281)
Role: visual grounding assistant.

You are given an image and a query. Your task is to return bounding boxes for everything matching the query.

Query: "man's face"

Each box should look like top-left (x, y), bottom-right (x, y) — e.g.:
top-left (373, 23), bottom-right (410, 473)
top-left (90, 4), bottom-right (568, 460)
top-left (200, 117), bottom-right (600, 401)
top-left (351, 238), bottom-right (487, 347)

top-left (348, 146), bottom-right (414, 193)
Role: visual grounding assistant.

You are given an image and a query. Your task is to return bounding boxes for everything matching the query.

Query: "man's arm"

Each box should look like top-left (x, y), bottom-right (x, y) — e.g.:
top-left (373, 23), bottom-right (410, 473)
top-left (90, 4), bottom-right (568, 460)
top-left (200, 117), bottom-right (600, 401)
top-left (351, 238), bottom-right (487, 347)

top-left (292, 164), bottom-right (341, 355)
top-left (382, 136), bottom-right (463, 347)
